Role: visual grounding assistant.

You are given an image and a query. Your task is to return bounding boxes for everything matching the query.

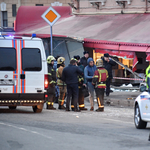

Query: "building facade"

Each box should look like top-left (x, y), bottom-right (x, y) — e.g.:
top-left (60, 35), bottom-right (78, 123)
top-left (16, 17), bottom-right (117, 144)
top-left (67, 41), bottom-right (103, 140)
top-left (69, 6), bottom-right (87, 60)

top-left (0, 0), bottom-right (71, 27)
top-left (73, 0), bottom-right (150, 13)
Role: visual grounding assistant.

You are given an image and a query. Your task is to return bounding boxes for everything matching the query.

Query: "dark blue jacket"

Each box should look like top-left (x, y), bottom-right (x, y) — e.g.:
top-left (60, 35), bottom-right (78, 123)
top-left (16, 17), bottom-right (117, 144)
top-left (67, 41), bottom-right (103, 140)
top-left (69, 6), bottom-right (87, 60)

top-left (84, 58), bottom-right (97, 83)
top-left (80, 56), bottom-right (88, 68)
top-left (62, 64), bottom-right (83, 85)
top-left (102, 57), bottom-right (116, 79)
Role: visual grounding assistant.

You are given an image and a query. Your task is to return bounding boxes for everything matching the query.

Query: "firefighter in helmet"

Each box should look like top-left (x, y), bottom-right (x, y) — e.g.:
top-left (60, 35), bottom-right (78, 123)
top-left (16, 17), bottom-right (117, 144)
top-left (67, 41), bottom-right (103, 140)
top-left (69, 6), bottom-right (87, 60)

top-left (56, 57), bottom-right (66, 110)
top-left (92, 59), bottom-right (108, 112)
top-left (47, 55), bottom-right (57, 110)
top-left (71, 55), bottom-right (88, 111)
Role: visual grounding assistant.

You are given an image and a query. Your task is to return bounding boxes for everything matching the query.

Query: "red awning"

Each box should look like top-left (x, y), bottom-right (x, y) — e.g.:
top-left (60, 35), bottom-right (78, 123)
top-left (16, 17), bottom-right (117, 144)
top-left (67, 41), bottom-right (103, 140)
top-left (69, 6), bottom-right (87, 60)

top-left (15, 6), bottom-right (150, 64)
top-left (16, 7), bottom-right (150, 47)
top-left (15, 6), bottom-right (72, 37)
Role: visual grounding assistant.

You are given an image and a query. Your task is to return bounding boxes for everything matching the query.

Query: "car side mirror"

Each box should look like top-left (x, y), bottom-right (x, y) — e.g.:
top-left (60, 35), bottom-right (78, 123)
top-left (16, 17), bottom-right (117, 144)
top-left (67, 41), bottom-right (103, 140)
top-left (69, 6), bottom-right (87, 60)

top-left (140, 85), bottom-right (146, 92)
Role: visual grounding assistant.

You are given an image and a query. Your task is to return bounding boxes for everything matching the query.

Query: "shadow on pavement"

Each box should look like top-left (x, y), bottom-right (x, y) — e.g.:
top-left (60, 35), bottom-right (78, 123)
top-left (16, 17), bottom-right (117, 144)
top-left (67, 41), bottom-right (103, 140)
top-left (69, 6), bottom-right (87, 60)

top-left (0, 108), bottom-right (34, 113)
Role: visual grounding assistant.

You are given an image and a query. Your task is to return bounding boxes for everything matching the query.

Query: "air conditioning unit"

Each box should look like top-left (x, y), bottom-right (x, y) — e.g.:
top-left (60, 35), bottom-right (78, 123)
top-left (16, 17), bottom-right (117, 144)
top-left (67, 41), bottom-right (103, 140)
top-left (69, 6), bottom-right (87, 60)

top-left (89, 0), bottom-right (107, 6)
top-left (115, 0), bottom-right (132, 5)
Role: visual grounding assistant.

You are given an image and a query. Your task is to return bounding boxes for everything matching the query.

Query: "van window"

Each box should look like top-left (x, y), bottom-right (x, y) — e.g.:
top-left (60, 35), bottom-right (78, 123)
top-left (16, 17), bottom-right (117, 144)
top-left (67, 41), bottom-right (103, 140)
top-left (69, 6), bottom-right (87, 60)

top-left (0, 47), bottom-right (16, 71)
top-left (22, 48), bottom-right (42, 71)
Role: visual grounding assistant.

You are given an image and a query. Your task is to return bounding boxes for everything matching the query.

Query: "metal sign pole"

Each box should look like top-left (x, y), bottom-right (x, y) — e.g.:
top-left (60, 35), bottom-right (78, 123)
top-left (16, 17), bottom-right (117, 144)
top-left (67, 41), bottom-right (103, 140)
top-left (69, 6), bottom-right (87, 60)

top-left (50, 26), bottom-right (53, 55)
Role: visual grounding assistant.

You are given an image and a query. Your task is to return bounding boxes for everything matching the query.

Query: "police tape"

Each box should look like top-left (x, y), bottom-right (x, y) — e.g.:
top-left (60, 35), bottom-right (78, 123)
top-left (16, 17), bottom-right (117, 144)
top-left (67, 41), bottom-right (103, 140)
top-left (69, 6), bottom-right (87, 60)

top-left (113, 77), bottom-right (145, 81)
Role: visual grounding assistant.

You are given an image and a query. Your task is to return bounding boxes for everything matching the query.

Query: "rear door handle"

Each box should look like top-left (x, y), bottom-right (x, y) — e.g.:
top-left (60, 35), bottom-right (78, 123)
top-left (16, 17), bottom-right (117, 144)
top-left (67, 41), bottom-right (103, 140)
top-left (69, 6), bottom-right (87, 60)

top-left (20, 74), bottom-right (25, 79)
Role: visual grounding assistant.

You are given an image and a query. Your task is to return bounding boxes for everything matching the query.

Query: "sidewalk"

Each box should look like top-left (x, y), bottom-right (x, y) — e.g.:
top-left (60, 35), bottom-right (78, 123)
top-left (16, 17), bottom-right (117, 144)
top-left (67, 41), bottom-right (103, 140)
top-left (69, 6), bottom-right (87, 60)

top-left (84, 91), bottom-right (141, 108)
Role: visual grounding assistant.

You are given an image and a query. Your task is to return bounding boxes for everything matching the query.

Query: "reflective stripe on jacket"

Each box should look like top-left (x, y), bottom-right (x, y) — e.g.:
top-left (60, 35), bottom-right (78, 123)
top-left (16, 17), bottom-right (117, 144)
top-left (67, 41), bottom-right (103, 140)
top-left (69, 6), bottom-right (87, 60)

top-left (48, 64), bottom-right (56, 86)
top-left (92, 67), bottom-right (108, 88)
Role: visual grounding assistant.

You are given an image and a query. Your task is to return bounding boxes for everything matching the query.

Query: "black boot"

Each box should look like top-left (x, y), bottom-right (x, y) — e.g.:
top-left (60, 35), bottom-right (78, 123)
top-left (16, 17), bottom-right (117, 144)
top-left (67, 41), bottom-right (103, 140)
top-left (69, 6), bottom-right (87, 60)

top-left (96, 108), bottom-right (104, 112)
top-left (58, 105), bottom-right (66, 110)
top-left (71, 108), bottom-right (75, 111)
top-left (80, 107), bottom-right (88, 111)
top-left (74, 109), bottom-right (81, 112)
top-left (47, 105), bottom-right (56, 110)
top-left (66, 108), bottom-right (70, 111)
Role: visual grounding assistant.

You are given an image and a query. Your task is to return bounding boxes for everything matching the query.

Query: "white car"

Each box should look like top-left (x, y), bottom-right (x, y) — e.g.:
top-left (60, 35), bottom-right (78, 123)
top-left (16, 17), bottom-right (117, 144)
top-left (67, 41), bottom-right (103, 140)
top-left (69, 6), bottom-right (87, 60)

top-left (134, 88), bottom-right (150, 129)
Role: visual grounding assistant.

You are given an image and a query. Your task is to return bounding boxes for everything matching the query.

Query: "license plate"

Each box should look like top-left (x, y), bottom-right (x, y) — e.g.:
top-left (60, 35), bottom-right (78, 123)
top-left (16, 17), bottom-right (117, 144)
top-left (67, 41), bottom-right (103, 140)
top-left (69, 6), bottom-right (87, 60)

top-left (0, 80), bottom-right (14, 85)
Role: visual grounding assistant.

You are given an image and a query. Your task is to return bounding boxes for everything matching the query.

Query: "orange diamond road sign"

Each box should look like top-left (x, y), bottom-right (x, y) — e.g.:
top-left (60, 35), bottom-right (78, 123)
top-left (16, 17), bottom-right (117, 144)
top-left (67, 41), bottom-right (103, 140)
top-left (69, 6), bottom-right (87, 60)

top-left (41, 7), bottom-right (61, 26)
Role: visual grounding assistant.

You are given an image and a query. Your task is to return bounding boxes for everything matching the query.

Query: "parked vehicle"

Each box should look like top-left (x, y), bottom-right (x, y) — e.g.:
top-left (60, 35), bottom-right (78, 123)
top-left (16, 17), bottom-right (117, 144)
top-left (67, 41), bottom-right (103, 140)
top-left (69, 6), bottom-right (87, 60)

top-left (134, 86), bottom-right (150, 129)
top-left (0, 35), bottom-right (48, 113)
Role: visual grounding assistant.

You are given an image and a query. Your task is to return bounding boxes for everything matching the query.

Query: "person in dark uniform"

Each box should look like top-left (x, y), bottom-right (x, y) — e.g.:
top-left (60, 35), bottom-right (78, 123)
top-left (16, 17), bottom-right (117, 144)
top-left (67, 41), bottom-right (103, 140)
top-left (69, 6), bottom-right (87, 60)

top-left (62, 58), bottom-right (83, 112)
top-left (71, 55), bottom-right (88, 111)
top-left (47, 55), bottom-right (57, 110)
top-left (80, 51), bottom-right (89, 68)
top-left (92, 59), bottom-right (108, 112)
top-left (102, 53), bottom-right (116, 96)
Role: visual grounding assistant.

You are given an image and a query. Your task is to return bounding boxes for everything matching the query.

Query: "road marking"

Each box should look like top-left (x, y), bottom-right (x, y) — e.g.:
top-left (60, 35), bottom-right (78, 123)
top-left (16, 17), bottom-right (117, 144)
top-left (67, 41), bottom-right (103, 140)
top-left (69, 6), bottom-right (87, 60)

top-left (101, 118), bottom-right (133, 125)
top-left (0, 122), bottom-right (52, 139)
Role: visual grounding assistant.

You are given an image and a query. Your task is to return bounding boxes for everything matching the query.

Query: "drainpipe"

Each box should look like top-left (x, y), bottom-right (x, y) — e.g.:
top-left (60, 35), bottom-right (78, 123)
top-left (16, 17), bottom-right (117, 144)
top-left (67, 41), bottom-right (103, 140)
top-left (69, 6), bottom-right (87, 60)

top-left (146, 0), bottom-right (148, 12)
top-left (76, 0), bottom-right (80, 13)
top-left (18, 0), bottom-right (21, 7)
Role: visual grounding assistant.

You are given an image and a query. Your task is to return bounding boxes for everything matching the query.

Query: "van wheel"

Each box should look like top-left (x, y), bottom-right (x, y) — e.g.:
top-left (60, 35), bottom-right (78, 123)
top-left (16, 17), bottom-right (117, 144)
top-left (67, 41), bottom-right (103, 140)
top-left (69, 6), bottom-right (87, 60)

top-left (32, 104), bottom-right (43, 113)
top-left (134, 104), bottom-right (147, 129)
top-left (9, 106), bottom-right (17, 109)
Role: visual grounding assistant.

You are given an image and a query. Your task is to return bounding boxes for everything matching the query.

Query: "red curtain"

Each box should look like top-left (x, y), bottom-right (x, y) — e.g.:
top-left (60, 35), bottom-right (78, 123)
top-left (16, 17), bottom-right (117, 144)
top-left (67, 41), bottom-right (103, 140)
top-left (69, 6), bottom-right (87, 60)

top-left (146, 53), bottom-right (150, 61)
top-left (132, 54), bottom-right (138, 72)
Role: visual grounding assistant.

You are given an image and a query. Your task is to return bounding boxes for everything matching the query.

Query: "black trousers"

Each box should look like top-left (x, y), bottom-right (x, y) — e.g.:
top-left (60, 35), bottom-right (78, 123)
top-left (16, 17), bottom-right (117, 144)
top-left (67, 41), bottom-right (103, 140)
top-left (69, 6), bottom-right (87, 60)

top-left (106, 79), bottom-right (111, 96)
top-left (71, 87), bottom-right (85, 108)
top-left (47, 86), bottom-right (55, 105)
top-left (66, 83), bottom-right (79, 110)
top-left (95, 88), bottom-right (105, 108)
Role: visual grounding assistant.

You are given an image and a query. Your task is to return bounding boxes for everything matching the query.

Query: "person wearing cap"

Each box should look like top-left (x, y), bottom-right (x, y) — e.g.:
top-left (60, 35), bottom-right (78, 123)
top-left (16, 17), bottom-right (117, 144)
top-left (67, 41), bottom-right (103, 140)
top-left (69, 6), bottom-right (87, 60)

top-left (102, 53), bottom-right (116, 96)
top-left (71, 55), bottom-right (88, 111)
top-left (92, 59), bottom-right (108, 112)
top-left (84, 57), bottom-right (97, 111)
top-left (47, 55), bottom-right (57, 110)
top-left (80, 51), bottom-right (89, 68)
top-left (62, 58), bottom-right (83, 112)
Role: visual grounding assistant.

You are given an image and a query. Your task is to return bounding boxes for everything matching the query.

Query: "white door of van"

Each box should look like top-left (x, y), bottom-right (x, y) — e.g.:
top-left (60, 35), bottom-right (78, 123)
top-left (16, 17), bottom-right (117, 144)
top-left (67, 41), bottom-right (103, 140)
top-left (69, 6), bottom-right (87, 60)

top-left (19, 39), bottom-right (45, 98)
top-left (0, 39), bottom-right (19, 98)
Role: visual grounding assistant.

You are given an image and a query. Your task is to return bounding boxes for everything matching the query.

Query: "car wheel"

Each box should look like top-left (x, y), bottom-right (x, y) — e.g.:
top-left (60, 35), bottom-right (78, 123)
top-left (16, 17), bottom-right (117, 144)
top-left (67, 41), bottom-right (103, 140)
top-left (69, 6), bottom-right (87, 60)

top-left (32, 104), bottom-right (43, 113)
top-left (134, 104), bottom-right (147, 129)
top-left (9, 106), bottom-right (17, 109)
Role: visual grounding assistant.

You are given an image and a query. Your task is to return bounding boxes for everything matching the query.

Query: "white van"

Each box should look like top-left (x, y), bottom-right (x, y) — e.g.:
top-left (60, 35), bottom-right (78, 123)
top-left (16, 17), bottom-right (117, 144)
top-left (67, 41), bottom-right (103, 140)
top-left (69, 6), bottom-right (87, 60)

top-left (0, 35), bottom-right (48, 113)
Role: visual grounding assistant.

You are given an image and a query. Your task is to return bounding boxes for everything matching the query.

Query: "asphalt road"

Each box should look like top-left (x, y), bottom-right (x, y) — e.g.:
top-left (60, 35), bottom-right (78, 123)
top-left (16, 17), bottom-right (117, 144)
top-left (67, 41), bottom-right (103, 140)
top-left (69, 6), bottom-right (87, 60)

top-left (0, 104), bottom-right (150, 150)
